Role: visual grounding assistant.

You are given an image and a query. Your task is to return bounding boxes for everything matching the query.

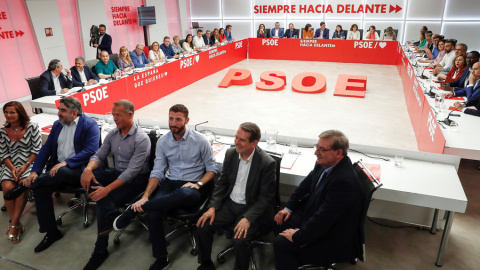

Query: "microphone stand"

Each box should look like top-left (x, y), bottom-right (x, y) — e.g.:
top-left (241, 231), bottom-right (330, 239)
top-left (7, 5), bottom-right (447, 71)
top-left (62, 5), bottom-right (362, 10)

top-left (443, 109), bottom-right (457, 126)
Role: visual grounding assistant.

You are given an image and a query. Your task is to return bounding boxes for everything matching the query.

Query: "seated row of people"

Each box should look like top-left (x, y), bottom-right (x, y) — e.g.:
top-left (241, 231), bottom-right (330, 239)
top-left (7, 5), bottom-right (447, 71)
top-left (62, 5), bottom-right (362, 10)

top-left (257, 22), bottom-right (396, 41)
top-left (2, 98), bottom-right (366, 270)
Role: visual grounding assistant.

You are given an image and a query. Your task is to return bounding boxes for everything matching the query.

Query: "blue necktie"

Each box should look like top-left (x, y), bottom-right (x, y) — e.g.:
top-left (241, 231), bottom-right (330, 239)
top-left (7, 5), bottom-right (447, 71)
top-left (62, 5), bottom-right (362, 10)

top-left (290, 31), bottom-right (292, 38)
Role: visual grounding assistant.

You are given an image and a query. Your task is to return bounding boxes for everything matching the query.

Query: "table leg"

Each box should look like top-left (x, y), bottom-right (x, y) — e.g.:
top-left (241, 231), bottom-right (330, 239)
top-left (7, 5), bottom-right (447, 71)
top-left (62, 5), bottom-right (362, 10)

top-left (430, 209), bottom-right (439, 234)
top-left (435, 211), bottom-right (455, 267)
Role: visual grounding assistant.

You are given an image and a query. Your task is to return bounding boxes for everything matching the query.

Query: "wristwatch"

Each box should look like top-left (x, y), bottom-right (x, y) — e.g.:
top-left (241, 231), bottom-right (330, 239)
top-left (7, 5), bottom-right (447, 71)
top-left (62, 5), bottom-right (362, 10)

top-left (26, 162), bottom-right (33, 166)
top-left (196, 181), bottom-right (203, 188)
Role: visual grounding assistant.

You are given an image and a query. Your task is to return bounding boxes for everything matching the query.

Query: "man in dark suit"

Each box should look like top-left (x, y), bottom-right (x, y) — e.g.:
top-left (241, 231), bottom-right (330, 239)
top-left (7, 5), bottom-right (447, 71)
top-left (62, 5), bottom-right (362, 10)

top-left (314, 22), bottom-right (330, 39)
top-left (454, 96), bottom-right (480, 117)
top-left (273, 130), bottom-right (363, 269)
top-left (160, 36), bottom-right (179, 59)
top-left (203, 30), bottom-right (213, 46)
top-left (284, 23), bottom-right (299, 38)
top-left (93, 24), bottom-right (112, 59)
top-left (71, 56), bottom-right (99, 87)
top-left (196, 122), bottom-right (276, 270)
top-left (22, 97), bottom-right (100, 252)
top-left (271, 22), bottom-right (284, 38)
top-left (38, 59), bottom-right (73, 98)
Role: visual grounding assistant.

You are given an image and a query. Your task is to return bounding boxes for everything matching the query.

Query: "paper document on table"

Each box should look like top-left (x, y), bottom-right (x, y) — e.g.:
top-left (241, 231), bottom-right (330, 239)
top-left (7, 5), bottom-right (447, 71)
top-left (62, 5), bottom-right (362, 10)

top-left (445, 96), bottom-right (465, 101)
top-left (212, 143), bottom-right (225, 156)
top-left (280, 153), bottom-right (298, 170)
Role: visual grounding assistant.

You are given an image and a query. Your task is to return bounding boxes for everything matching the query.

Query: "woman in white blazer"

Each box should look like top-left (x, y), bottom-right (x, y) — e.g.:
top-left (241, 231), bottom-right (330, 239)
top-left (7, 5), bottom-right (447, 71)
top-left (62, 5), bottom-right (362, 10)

top-left (347, 24), bottom-right (360, 40)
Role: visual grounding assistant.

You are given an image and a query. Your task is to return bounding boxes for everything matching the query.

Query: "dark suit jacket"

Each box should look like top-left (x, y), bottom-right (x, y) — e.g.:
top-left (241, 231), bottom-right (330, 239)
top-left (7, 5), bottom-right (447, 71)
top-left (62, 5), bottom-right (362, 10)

top-left (209, 146), bottom-right (276, 224)
top-left (449, 69), bottom-right (470, 88)
top-left (314, 28), bottom-right (330, 39)
top-left (256, 29), bottom-right (270, 38)
top-left (97, 33), bottom-right (112, 59)
top-left (70, 66), bottom-right (99, 87)
top-left (464, 96), bottom-right (480, 117)
top-left (32, 115), bottom-right (100, 173)
top-left (160, 43), bottom-right (176, 59)
top-left (285, 156), bottom-right (363, 264)
top-left (454, 80), bottom-right (480, 100)
top-left (38, 70), bottom-right (73, 98)
top-left (203, 35), bottom-right (213, 46)
top-left (270, 28), bottom-right (284, 38)
top-left (284, 28), bottom-right (299, 38)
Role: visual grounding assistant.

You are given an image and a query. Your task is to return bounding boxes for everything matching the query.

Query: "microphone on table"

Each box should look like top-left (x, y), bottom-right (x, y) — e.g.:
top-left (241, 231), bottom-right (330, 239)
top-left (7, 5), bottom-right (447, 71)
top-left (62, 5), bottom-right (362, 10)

top-left (443, 110), bottom-right (457, 126)
top-left (426, 85), bottom-right (436, 98)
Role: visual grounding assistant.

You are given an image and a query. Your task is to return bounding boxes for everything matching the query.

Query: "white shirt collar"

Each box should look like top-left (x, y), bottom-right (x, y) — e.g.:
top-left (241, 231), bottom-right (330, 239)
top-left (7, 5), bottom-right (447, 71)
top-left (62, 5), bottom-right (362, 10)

top-left (238, 148), bottom-right (255, 163)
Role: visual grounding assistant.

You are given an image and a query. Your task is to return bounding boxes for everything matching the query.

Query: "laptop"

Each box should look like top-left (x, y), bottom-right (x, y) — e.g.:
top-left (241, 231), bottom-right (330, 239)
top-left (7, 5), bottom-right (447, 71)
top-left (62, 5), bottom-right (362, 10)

top-left (192, 22), bottom-right (200, 28)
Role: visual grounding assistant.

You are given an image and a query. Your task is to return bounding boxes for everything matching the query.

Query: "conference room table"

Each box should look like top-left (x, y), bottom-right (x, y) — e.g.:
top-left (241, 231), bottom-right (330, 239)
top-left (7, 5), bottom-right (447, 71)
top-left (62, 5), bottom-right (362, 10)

top-left (409, 52), bottom-right (480, 160)
top-left (31, 111), bottom-right (466, 267)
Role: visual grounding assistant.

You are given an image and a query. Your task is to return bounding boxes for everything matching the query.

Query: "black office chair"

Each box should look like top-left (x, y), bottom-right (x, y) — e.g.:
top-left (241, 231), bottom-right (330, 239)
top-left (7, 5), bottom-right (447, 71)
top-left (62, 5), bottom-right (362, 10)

top-left (358, 29), bottom-right (364, 40)
top-left (25, 76), bottom-right (43, 114)
top-left (265, 29), bottom-right (271, 38)
top-left (113, 129), bottom-right (160, 245)
top-left (85, 59), bottom-right (99, 71)
top-left (164, 178), bottom-right (215, 256)
top-left (180, 39), bottom-right (186, 48)
top-left (216, 151), bottom-right (283, 270)
top-left (298, 160), bottom-right (382, 270)
top-left (342, 30), bottom-right (348, 39)
top-left (109, 53), bottom-right (119, 66)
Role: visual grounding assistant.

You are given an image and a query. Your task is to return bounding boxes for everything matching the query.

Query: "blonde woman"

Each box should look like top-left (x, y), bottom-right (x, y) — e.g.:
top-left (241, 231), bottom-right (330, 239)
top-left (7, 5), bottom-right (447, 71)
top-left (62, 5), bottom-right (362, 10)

top-left (149, 41), bottom-right (165, 64)
top-left (171, 36), bottom-right (185, 54)
top-left (117, 46), bottom-right (134, 72)
top-left (383, 27), bottom-right (397, 41)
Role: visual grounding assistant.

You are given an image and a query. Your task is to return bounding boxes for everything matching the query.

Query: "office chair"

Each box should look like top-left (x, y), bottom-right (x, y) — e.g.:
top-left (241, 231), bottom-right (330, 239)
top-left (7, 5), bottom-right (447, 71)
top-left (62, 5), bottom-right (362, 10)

top-left (298, 160), bottom-right (382, 269)
top-left (358, 29), bottom-right (364, 40)
top-left (216, 151), bottom-right (283, 270)
top-left (164, 179), bottom-right (215, 256)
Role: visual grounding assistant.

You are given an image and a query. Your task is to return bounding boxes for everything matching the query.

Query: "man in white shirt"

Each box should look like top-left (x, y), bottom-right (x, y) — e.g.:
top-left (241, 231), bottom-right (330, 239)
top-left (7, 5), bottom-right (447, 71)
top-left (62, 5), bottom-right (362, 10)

top-left (193, 29), bottom-right (206, 49)
top-left (71, 56), bottom-right (99, 87)
top-left (196, 122), bottom-right (276, 270)
top-left (38, 59), bottom-right (73, 98)
top-left (433, 40), bottom-right (461, 74)
top-left (271, 22), bottom-right (284, 38)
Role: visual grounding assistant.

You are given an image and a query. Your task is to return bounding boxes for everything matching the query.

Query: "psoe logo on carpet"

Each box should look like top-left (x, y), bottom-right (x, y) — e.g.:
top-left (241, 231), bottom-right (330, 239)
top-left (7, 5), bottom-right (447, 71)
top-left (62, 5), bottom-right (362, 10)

top-left (353, 41), bottom-right (387, 49)
top-left (180, 55), bottom-right (200, 69)
top-left (262, 39), bottom-right (278, 46)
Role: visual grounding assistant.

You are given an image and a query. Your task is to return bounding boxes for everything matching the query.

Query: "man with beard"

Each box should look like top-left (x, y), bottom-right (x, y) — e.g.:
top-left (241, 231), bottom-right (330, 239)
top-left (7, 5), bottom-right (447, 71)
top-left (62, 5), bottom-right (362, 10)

top-left (7, 97), bottom-right (100, 252)
top-left (113, 104), bottom-right (218, 270)
top-left (81, 100), bottom-right (151, 270)
top-left (71, 56), bottom-right (99, 87)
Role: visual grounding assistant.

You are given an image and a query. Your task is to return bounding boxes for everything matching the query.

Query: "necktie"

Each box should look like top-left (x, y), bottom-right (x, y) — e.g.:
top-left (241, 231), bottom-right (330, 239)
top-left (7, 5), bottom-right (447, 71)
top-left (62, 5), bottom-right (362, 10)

top-left (305, 171), bottom-right (327, 211)
top-left (290, 31), bottom-right (292, 38)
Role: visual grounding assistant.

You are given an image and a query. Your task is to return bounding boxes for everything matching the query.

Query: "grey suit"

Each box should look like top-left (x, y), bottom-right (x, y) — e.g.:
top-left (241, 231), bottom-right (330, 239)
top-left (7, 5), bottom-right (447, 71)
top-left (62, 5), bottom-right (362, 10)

top-left (196, 146), bottom-right (276, 270)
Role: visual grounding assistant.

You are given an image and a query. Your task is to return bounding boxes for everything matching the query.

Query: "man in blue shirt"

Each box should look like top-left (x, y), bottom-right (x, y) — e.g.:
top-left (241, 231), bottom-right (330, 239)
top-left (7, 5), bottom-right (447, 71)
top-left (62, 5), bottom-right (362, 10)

top-left (160, 36), bottom-right (179, 59)
top-left (95, 51), bottom-right (120, 79)
top-left (113, 104), bottom-right (218, 270)
top-left (226, 25), bottom-right (234, 42)
top-left (130, 44), bottom-right (154, 68)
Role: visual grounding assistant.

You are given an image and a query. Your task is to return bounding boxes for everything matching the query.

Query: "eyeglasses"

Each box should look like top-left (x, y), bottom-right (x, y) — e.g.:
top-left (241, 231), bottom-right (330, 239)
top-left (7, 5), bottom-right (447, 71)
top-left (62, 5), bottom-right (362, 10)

top-left (313, 145), bottom-right (334, 153)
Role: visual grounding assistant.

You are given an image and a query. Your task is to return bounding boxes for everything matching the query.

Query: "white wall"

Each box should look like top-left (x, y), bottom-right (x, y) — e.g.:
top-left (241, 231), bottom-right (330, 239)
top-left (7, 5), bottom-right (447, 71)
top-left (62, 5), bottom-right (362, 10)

top-left (25, 0), bottom-right (69, 69)
top-left (190, 0), bottom-right (480, 51)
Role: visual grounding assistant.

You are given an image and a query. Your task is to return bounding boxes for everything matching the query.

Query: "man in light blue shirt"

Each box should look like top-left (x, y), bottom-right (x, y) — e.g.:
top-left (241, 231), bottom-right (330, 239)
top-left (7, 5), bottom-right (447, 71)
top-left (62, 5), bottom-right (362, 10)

top-left (113, 104), bottom-right (218, 270)
top-left (226, 24), bottom-right (234, 42)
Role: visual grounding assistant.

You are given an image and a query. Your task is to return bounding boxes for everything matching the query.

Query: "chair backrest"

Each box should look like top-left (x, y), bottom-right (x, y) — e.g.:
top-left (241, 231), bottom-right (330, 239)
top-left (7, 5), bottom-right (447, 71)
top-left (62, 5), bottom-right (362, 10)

top-left (85, 59), bottom-right (99, 71)
top-left (342, 30), bottom-right (348, 38)
top-left (265, 28), bottom-right (271, 37)
top-left (358, 29), bottom-right (364, 40)
top-left (147, 129), bottom-right (160, 170)
top-left (179, 39), bottom-right (185, 47)
top-left (25, 76), bottom-right (41, 100)
top-left (109, 53), bottom-right (119, 66)
top-left (265, 151), bottom-right (283, 208)
top-left (353, 161), bottom-right (382, 262)
top-left (375, 30), bottom-right (381, 38)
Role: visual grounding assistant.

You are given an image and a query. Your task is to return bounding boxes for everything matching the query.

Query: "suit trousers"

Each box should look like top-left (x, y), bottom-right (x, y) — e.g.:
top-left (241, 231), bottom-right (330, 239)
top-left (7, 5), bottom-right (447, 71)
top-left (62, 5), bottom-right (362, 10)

top-left (142, 179), bottom-right (203, 260)
top-left (91, 169), bottom-right (148, 254)
top-left (196, 198), bottom-right (260, 270)
top-left (32, 166), bottom-right (83, 234)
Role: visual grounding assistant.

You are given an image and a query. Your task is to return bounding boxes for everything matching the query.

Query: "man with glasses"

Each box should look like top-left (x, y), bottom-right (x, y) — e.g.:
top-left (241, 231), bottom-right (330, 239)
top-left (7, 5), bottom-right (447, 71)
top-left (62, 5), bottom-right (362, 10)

top-left (273, 130), bottom-right (363, 269)
top-left (130, 44), bottom-right (154, 68)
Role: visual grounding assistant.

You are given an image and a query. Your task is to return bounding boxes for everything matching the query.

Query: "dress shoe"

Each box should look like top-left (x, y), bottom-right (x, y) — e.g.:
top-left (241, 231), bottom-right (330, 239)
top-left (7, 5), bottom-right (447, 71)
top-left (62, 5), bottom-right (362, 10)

top-left (83, 251), bottom-right (109, 270)
top-left (113, 205), bottom-right (137, 231)
top-left (34, 230), bottom-right (63, 252)
top-left (197, 260), bottom-right (216, 270)
top-left (149, 258), bottom-right (170, 270)
top-left (3, 183), bottom-right (28, 201)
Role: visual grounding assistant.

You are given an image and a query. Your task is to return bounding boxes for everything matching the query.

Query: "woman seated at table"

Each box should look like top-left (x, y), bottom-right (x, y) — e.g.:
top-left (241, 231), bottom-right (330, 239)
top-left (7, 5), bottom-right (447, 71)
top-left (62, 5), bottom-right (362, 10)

top-left (117, 46), bottom-right (135, 72)
top-left (332, 25), bottom-right (345, 39)
top-left (218, 28), bottom-right (226, 43)
top-left (171, 36), bottom-right (185, 55)
top-left (303, 24), bottom-right (314, 39)
top-left (364, 25), bottom-right (380, 40)
top-left (420, 40), bottom-right (445, 65)
top-left (437, 54), bottom-right (467, 83)
top-left (257, 24), bottom-right (269, 38)
top-left (347, 24), bottom-right (360, 40)
top-left (414, 31), bottom-right (427, 52)
top-left (211, 28), bottom-right (220, 44)
top-left (148, 41), bottom-right (166, 64)
top-left (1, 101), bottom-right (42, 244)
top-left (182, 34), bottom-right (197, 53)
top-left (383, 27), bottom-right (397, 41)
